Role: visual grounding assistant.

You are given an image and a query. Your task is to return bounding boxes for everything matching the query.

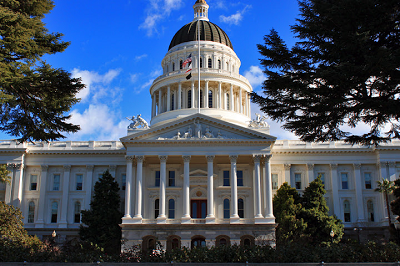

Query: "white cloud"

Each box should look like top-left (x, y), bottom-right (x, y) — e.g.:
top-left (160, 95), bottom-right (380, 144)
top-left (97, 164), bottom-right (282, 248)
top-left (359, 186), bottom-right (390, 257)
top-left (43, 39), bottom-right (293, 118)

top-left (141, 79), bottom-right (155, 90)
top-left (135, 54), bottom-right (148, 61)
top-left (140, 0), bottom-right (184, 36)
top-left (219, 5), bottom-right (251, 25)
top-left (130, 73), bottom-right (139, 83)
top-left (244, 66), bottom-right (266, 89)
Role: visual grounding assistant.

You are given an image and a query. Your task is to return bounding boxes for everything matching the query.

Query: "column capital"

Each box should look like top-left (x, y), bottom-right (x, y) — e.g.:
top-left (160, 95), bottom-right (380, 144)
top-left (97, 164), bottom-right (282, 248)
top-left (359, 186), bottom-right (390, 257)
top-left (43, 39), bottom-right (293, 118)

top-left (264, 154), bottom-right (272, 162)
top-left (353, 163), bottom-right (361, 170)
top-left (41, 165), bottom-right (49, 172)
top-left (229, 155), bottom-right (238, 163)
top-left (206, 155), bottom-right (215, 162)
top-left (284, 164), bottom-right (291, 170)
top-left (86, 165), bottom-right (94, 171)
top-left (63, 165), bottom-right (71, 171)
top-left (15, 163), bottom-right (24, 170)
top-left (136, 155), bottom-right (145, 163)
top-left (330, 164), bottom-right (338, 170)
top-left (6, 163), bottom-right (15, 170)
top-left (253, 155), bottom-right (262, 163)
top-left (125, 155), bottom-right (135, 162)
top-left (388, 161), bottom-right (396, 167)
top-left (306, 164), bottom-right (314, 170)
top-left (183, 155), bottom-right (191, 162)
top-left (159, 155), bottom-right (168, 162)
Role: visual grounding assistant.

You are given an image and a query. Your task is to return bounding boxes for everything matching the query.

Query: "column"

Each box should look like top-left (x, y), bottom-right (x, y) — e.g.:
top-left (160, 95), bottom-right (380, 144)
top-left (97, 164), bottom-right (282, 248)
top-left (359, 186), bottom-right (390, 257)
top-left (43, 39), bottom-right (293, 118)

top-left (191, 81), bottom-right (195, 108)
top-left (378, 162), bottom-right (389, 222)
top-left (330, 164), bottom-right (340, 217)
top-left (134, 155), bottom-right (144, 221)
top-left (12, 161), bottom-right (24, 208)
top-left (218, 82), bottom-right (222, 109)
top-left (123, 156), bottom-right (134, 219)
top-left (182, 155), bottom-right (191, 223)
top-left (353, 163), bottom-right (365, 222)
top-left (307, 164), bottom-right (314, 183)
top-left (284, 164), bottom-right (291, 185)
top-left (158, 89), bottom-right (162, 114)
top-left (239, 87), bottom-right (242, 113)
top-left (167, 86), bottom-right (171, 111)
top-left (253, 155), bottom-right (263, 220)
top-left (151, 94), bottom-right (156, 117)
top-left (245, 92), bottom-right (249, 116)
top-left (4, 163), bottom-right (14, 204)
top-left (36, 165), bottom-right (48, 228)
top-left (178, 83), bottom-right (182, 110)
top-left (205, 80), bottom-right (209, 108)
top-left (230, 84), bottom-right (234, 111)
top-left (157, 155), bottom-right (167, 223)
top-left (85, 165), bottom-right (94, 210)
top-left (206, 155), bottom-right (215, 223)
top-left (264, 155), bottom-right (274, 220)
top-left (230, 155), bottom-right (239, 223)
top-left (59, 165), bottom-right (71, 228)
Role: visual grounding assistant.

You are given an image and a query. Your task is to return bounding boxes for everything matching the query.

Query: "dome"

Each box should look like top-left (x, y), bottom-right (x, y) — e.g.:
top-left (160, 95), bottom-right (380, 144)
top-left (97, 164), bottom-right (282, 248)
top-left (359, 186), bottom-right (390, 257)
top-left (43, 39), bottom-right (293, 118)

top-left (168, 20), bottom-right (233, 51)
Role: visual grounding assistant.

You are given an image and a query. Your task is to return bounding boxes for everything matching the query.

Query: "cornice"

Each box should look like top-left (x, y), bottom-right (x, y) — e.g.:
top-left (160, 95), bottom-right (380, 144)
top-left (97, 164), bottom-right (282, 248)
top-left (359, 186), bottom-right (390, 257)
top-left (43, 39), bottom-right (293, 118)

top-left (27, 150), bottom-right (126, 155)
top-left (272, 148), bottom-right (375, 155)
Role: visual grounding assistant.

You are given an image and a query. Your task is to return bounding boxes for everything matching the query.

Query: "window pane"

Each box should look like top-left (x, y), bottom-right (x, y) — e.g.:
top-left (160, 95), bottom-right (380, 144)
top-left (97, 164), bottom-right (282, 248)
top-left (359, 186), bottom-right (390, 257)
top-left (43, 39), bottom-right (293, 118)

top-left (53, 175), bottom-right (60, 191)
top-left (223, 171), bottom-right (230, 186)
top-left (30, 175), bottom-right (37, 191)
top-left (155, 171), bottom-right (160, 187)
top-left (208, 58), bottom-right (212, 68)
top-left (237, 170), bottom-right (243, 186)
top-left (76, 174), bottom-right (83, 190)
top-left (51, 202), bottom-right (58, 223)
top-left (168, 199), bottom-right (175, 219)
top-left (364, 173), bottom-right (372, 189)
top-left (238, 199), bottom-right (244, 218)
top-left (201, 202), bottom-right (206, 218)
top-left (188, 90), bottom-right (192, 108)
top-left (341, 173), bottom-right (348, 189)
top-left (344, 200), bottom-right (351, 222)
top-left (295, 173), bottom-right (301, 189)
top-left (122, 174), bottom-right (126, 190)
top-left (367, 200), bottom-right (374, 222)
top-left (155, 199), bottom-right (159, 218)
top-left (28, 201), bottom-right (35, 223)
top-left (208, 90), bottom-right (213, 108)
top-left (223, 199), bottom-right (230, 219)
top-left (74, 202), bottom-right (81, 223)
top-left (272, 174), bottom-right (278, 190)
top-left (169, 171), bottom-right (175, 187)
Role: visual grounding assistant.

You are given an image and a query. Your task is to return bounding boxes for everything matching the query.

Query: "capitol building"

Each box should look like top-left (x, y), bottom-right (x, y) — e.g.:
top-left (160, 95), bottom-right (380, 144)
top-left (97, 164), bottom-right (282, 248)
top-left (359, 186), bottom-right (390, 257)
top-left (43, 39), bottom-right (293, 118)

top-left (1, 0), bottom-right (399, 250)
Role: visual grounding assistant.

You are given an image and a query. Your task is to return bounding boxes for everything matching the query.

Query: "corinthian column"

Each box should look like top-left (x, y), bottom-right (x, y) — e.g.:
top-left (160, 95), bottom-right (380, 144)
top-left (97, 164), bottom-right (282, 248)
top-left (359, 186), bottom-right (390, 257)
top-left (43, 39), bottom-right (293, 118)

top-left (229, 155), bottom-right (239, 223)
top-left (182, 155), bottom-right (191, 223)
top-left (157, 155), bottom-right (168, 223)
top-left (253, 155), bottom-right (263, 219)
top-left (206, 155), bottom-right (215, 223)
top-left (134, 156), bottom-right (144, 222)
top-left (264, 155), bottom-right (274, 222)
top-left (124, 156), bottom-right (134, 219)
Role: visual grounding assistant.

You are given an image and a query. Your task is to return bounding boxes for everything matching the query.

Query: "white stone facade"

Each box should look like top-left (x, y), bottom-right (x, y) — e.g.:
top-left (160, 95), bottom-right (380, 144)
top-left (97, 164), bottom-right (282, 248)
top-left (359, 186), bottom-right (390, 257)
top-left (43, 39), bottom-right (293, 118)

top-left (1, 0), bottom-right (399, 249)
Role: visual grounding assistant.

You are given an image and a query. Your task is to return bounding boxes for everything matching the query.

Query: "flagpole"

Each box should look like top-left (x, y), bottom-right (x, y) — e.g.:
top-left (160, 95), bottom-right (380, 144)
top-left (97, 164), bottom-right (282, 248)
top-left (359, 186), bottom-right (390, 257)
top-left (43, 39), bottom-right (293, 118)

top-left (198, 19), bottom-right (201, 114)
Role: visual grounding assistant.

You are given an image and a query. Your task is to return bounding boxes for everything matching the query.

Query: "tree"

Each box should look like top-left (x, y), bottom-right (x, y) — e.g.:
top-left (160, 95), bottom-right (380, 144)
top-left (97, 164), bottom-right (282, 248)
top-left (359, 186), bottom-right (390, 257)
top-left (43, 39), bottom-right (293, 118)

top-left (375, 178), bottom-right (395, 227)
top-left (0, 164), bottom-right (10, 184)
top-left (390, 178), bottom-right (400, 224)
top-left (0, 0), bottom-right (84, 142)
top-left (80, 170), bottom-right (123, 255)
top-left (252, 0), bottom-right (400, 146)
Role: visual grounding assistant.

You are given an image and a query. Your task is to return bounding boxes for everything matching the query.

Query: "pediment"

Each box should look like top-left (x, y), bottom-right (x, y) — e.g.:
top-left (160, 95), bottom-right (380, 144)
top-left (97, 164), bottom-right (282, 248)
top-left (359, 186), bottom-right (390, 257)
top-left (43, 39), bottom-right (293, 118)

top-left (189, 169), bottom-right (208, 178)
top-left (120, 114), bottom-right (276, 143)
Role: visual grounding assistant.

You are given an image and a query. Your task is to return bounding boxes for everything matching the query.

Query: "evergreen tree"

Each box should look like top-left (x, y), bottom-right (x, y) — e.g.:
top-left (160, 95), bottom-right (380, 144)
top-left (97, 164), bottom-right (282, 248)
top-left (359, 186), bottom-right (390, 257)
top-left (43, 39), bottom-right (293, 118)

top-left (80, 170), bottom-right (123, 255)
top-left (252, 0), bottom-right (400, 146)
top-left (0, 0), bottom-right (84, 142)
top-left (0, 164), bottom-right (10, 184)
top-left (390, 179), bottom-right (400, 224)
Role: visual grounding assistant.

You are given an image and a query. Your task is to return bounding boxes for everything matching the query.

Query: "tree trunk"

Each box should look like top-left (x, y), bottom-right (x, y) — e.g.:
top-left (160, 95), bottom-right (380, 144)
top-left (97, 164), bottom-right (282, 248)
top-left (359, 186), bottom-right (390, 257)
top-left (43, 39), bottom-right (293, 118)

top-left (385, 192), bottom-right (392, 227)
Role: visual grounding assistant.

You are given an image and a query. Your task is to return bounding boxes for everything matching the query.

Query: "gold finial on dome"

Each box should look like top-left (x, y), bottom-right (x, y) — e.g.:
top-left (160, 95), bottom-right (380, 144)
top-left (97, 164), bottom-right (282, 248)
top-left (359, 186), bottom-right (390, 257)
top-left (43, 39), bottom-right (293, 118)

top-left (193, 0), bottom-right (209, 21)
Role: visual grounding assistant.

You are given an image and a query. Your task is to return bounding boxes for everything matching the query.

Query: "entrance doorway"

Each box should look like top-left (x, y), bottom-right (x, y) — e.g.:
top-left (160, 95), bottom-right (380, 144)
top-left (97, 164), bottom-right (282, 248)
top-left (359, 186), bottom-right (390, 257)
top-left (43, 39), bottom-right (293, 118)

top-left (191, 200), bottom-right (207, 218)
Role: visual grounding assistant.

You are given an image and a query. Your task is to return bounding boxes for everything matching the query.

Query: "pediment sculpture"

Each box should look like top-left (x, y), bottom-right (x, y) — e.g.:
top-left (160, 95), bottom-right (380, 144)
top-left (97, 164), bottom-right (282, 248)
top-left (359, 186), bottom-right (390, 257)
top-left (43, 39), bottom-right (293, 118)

top-left (127, 114), bottom-right (149, 129)
top-left (248, 113), bottom-right (269, 128)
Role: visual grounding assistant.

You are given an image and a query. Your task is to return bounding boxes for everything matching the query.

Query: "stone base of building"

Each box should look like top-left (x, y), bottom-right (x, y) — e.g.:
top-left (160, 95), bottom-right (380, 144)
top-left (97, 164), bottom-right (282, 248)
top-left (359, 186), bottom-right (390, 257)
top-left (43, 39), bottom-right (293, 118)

top-left (121, 223), bottom-right (276, 252)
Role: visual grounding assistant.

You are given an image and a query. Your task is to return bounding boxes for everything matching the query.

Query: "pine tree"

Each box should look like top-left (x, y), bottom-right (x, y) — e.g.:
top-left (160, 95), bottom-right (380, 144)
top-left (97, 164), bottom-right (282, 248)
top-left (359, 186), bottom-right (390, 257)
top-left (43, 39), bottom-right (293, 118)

top-left (252, 0), bottom-right (400, 146)
top-left (390, 179), bottom-right (400, 224)
top-left (0, 0), bottom-right (84, 142)
top-left (80, 170), bottom-right (123, 255)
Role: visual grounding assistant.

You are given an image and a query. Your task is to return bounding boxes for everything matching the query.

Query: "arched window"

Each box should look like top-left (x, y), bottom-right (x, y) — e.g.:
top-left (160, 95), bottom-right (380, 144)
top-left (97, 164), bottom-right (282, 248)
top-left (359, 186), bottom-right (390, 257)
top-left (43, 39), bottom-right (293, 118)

top-left (168, 198), bottom-right (175, 219)
top-left (343, 200), bottom-right (351, 222)
top-left (166, 65), bottom-right (169, 72)
top-left (172, 238), bottom-right (179, 249)
top-left (74, 201), bottom-right (81, 223)
top-left (188, 90), bottom-right (192, 108)
top-left (200, 58), bottom-right (203, 68)
top-left (208, 58), bottom-right (212, 68)
top-left (223, 198), bottom-right (230, 219)
top-left (155, 199), bottom-right (160, 218)
top-left (238, 198), bottom-right (244, 218)
top-left (142, 236), bottom-right (157, 254)
top-left (191, 236), bottom-right (206, 248)
top-left (208, 90), bottom-right (213, 108)
top-left (226, 93), bottom-right (230, 110)
top-left (240, 235), bottom-right (255, 247)
top-left (180, 60), bottom-right (183, 69)
top-left (172, 62), bottom-right (175, 71)
top-left (367, 200), bottom-right (374, 222)
top-left (218, 60), bottom-right (221, 69)
top-left (51, 201), bottom-right (58, 223)
top-left (226, 62), bottom-right (229, 71)
top-left (171, 94), bottom-right (175, 111)
top-left (28, 201), bottom-right (35, 223)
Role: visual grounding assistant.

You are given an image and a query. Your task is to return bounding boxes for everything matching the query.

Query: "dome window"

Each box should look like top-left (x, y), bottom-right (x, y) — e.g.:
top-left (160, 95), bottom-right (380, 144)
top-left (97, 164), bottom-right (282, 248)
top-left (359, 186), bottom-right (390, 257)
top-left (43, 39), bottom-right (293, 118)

top-left (208, 58), bottom-right (212, 68)
top-left (172, 62), bottom-right (175, 71)
top-left (218, 60), bottom-right (221, 69)
top-left (208, 90), bottom-right (213, 108)
top-left (200, 58), bottom-right (203, 68)
top-left (180, 60), bottom-right (183, 69)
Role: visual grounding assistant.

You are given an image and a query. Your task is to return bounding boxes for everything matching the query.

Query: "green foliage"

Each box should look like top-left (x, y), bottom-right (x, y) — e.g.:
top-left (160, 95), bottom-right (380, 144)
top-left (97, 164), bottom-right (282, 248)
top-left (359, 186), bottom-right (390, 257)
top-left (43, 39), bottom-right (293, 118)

top-left (0, 0), bottom-right (84, 142)
top-left (375, 178), bottom-right (395, 227)
top-left (391, 179), bottom-right (400, 232)
top-left (273, 177), bottom-right (343, 245)
top-left (252, 0), bottom-right (400, 146)
top-left (79, 170), bottom-right (123, 255)
top-left (0, 164), bottom-right (10, 184)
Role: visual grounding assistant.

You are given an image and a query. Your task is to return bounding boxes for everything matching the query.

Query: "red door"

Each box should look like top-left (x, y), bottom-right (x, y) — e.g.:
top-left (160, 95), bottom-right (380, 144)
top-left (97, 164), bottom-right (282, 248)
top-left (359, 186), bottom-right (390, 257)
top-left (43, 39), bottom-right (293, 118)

top-left (191, 200), bottom-right (207, 218)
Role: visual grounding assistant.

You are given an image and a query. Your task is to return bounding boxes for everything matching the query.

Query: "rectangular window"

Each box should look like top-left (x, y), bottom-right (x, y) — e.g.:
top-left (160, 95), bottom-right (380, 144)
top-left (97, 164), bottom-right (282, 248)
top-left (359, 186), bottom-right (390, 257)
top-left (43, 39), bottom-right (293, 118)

top-left (341, 173), bottom-right (349, 189)
top-left (237, 170), bottom-right (243, 186)
top-left (53, 174), bottom-right (60, 191)
top-left (295, 173), bottom-right (301, 189)
top-left (155, 171), bottom-right (160, 187)
top-left (76, 174), bottom-right (83, 191)
top-left (364, 173), bottom-right (372, 189)
top-left (272, 174), bottom-right (278, 190)
top-left (168, 199), bottom-right (175, 219)
top-left (51, 202), bottom-right (58, 223)
top-left (30, 175), bottom-right (38, 191)
top-left (223, 171), bottom-right (230, 186)
top-left (121, 174), bottom-right (126, 190)
top-left (223, 199), bottom-right (230, 219)
top-left (169, 171), bottom-right (175, 187)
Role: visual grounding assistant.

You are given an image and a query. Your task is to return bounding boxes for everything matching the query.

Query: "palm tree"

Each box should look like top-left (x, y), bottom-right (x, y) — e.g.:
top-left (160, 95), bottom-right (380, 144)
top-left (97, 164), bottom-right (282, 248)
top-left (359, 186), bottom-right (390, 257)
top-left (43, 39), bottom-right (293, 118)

top-left (375, 179), bottom-right (395, 227)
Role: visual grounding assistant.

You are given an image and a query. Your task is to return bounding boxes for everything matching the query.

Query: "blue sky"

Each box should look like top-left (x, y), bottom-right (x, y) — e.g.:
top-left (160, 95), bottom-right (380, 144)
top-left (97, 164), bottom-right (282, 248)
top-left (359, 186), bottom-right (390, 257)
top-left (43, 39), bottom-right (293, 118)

top-left (2, 0), bottom-right (303, 141)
